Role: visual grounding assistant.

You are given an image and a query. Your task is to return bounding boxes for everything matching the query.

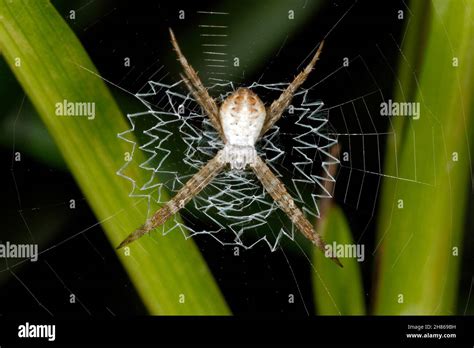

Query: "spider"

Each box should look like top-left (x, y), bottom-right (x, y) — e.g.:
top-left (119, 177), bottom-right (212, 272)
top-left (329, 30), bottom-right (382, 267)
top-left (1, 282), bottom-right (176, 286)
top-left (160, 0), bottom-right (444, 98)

top-left (118, 29), bottom-right (342, 267)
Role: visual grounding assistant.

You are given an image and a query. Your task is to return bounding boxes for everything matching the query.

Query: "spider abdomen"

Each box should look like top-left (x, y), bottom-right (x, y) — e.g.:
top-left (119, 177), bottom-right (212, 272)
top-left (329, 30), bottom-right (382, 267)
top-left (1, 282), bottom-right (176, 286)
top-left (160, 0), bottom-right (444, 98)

top-left (219, 87), bottom-right (266, 147)
top-left (219, 88), bottom-right (266, 170)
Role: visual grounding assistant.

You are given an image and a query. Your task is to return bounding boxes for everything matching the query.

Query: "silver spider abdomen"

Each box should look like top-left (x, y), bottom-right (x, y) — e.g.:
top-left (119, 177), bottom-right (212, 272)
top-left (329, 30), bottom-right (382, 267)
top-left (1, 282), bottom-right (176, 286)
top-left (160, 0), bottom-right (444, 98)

top-left (220, 87), bottom-right (266, 146)
top-left (219, 88), bottom-right (266, 169)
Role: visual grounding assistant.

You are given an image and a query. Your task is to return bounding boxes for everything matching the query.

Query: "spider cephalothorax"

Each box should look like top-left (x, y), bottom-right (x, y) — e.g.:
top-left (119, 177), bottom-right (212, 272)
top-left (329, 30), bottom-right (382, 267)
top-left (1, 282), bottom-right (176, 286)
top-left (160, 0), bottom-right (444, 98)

top-left (118, 29), bottom-right (342, 267)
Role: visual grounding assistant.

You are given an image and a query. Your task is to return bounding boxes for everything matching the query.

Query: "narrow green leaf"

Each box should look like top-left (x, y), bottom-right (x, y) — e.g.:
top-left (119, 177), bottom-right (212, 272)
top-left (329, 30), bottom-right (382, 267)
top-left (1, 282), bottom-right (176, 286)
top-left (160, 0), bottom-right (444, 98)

top-left (312, 205), bottom-right (365, 315)
top-left (0, 0), bottom-right (230, 315)
top-left (382, 0), bottom-right (431, 180)
top-left (374, 0), bottom-right (474, 314)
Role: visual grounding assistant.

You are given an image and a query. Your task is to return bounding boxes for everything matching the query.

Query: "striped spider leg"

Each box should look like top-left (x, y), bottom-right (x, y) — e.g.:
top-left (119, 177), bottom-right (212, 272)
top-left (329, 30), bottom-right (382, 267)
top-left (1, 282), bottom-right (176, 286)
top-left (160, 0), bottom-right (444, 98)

top-left (117, 150), bottom-right (226, 248)
top-left (169, 28), bottom-right (225, 142)
top-left (260, 40), bottom-right (324, 136)
top-left (117, 30), bottom-right (341, 266)
top-left (251, 156), bottom-right (342, 267)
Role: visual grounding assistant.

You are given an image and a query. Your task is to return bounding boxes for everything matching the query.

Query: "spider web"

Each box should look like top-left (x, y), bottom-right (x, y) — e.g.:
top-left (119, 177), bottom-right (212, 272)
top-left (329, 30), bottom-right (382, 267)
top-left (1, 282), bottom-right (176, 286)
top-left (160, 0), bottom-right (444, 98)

top-left (117, 80), bottom-right (338, 250)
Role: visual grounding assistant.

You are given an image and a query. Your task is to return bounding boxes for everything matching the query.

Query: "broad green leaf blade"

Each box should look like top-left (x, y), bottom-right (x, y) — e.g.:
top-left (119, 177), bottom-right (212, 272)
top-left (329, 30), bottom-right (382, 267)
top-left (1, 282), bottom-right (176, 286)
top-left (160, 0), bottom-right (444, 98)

top-left (382, 0), bottom-right (431, 180)
top-left (312, 205), bottom-right (365, 315)
top-left (0, 0), bottom-right (230, 315)
top-left (374, 0), bottom-right (474, 315)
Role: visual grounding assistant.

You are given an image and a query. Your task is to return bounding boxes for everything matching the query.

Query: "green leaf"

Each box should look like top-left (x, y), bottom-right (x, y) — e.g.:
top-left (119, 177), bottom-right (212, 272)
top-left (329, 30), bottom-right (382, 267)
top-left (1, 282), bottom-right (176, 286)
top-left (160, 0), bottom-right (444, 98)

top-left (312, 205), bottom-right (366, 315)
top-left (374, 0), bottom-right (474, 315)
top-left (0, 0), bottom-right (230, 315)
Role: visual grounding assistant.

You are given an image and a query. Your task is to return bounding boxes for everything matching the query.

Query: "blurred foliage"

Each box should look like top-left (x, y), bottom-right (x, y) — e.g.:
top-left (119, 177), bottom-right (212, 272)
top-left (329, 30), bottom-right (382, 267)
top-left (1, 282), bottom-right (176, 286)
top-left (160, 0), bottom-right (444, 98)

top-left (312, 204), bottom-right (366, 315)
top-left (310, 0), bottom-right (473, 316)
top-left (374, 0), bottom-right (474, 314)
top-left (0, 0), bottom-right (229, 315)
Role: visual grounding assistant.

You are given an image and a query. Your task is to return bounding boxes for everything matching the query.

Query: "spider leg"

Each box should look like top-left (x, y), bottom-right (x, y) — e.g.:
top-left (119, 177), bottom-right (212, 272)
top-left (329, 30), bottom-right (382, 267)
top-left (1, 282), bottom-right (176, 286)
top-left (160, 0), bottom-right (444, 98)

top-left (250, 155), bottom-right (342, 267)
top-left (169, 28), bottom-right (226, 142)
top-left (117, 150), bottom-right (226, 249)
top-left (260, 40), bottom-right (324, 137)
